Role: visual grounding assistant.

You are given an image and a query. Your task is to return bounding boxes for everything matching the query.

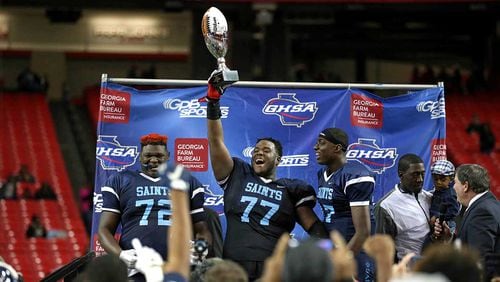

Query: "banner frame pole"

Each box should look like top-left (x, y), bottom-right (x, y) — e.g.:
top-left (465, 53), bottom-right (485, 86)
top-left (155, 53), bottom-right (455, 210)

top-left (103, 74), bottom-right (441, 90)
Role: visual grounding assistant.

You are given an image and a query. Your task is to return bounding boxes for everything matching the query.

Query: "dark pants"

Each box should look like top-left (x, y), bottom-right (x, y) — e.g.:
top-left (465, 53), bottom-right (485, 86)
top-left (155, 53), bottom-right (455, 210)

top-left (356, 250), bottom-right (376, 282)
top-left (204, 207), bottom-right (223, 258)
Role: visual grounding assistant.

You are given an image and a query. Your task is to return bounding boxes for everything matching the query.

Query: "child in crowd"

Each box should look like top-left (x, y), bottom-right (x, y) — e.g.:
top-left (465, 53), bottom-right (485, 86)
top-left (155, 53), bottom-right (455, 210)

top-left (429, 160), bottom-right (460, 234)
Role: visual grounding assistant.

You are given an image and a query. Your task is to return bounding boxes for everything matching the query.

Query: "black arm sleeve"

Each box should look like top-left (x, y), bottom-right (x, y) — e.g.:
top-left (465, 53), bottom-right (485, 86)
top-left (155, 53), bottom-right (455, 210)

top-left (374, 204), bottom-right (397, 239)
top-left (307, 220), bottom-right (329, 239)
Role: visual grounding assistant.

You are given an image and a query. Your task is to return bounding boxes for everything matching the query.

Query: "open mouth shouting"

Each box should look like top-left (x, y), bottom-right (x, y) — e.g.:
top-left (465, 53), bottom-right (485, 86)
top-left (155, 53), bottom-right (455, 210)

top-left (254, 158), bottom-right (265, 166)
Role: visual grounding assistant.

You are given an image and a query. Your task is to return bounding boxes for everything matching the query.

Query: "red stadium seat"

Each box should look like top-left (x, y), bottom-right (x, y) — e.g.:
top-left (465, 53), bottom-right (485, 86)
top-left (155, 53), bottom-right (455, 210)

top-left (447, 91), bottom-right (500, 198)
top-left (0, 94), bottom-right (89, 280)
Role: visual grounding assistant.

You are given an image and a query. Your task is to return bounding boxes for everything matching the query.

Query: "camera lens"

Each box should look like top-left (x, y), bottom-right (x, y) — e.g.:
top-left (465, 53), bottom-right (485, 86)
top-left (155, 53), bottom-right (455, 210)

top-left (194, 239), bottom-right (208, 253)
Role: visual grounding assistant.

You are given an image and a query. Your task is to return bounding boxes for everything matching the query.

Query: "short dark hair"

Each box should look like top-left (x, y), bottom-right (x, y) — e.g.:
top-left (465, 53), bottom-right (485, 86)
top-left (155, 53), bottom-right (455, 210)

top-left (415, 244), bottom-right (481, 282)
top-left (256, 137), bottom-right (283, 157)
top-left (82, 254), bottom-right (128, 282)
top-left (398, 153), bottom-right (423, 174)
top-left (456, 164), bottom-right (490, 193)
top-left (140, 133), bottom-right (167, 148)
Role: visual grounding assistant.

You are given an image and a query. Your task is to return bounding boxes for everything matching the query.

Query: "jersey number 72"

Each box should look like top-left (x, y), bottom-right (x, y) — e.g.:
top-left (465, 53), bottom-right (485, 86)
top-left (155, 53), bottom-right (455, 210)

top-left (136, 199), bottom-right (172, 226)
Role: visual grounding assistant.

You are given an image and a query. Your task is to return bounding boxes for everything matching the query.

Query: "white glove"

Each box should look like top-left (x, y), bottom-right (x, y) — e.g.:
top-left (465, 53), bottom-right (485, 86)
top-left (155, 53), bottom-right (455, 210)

top-left (119, 249), bottom-right (138, 268)
top-left (132, 238), bottom-right (164, 282)
top-left (159, 164), bottom-right (189, 192)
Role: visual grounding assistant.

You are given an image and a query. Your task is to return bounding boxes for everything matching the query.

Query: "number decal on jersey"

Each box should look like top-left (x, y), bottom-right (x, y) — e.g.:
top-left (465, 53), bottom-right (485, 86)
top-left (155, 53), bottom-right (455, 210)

top-left (135, 199), bottom-right (172, 226)
top-left (322, 204), bottom-right (335, 223)
top-left (240, 196), bottom-right (257, 223)
top-left (240, 196), bottom-right (279, 226)
top-left (260, 200), bottom-right (279, 225)
top-left (158, 199), bottom-right (172, 226)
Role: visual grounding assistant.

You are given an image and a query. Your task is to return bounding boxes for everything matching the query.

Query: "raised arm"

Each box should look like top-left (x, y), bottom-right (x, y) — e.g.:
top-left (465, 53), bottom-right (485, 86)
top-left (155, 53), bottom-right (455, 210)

top-left (206, 84), bottom-right (234, 181)
top-left (131, 166), bottom-right (193, 281)
top-left (163, 165), bottom-right (193, 279)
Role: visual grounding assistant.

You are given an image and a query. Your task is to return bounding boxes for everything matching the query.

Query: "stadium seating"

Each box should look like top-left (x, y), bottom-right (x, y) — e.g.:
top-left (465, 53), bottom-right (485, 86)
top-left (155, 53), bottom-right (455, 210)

top-left (446, 91), bottom-right (500, 197)
top-left (0, 93), bottom-right (89, 280)
top-left (0, 89), bottom-right (498, 279)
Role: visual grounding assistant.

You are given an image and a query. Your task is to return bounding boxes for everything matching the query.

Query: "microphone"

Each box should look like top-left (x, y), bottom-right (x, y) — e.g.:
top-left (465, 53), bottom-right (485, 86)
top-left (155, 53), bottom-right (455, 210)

top-left (439, 203), bottom-right (448, 224)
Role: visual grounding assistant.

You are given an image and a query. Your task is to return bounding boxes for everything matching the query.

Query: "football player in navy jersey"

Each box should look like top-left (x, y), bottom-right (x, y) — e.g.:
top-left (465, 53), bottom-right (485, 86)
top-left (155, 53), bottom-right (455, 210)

top-left (97, 133), bottom-right (212, 282)
top-left (203, 83), bottom-right (327, 281)
top-left (314, 128), bottom-right (376, 282)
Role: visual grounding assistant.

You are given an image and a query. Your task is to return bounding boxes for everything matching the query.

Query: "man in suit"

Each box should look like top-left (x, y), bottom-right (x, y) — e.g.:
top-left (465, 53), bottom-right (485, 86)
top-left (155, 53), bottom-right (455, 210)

top-left (433, 164), bottom-right (500, 281)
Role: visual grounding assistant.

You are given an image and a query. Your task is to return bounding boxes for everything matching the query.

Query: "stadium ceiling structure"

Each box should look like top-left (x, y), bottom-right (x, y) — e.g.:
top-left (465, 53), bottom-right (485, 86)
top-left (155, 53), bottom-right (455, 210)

top-left (3, 0), bottom-right (499, 65)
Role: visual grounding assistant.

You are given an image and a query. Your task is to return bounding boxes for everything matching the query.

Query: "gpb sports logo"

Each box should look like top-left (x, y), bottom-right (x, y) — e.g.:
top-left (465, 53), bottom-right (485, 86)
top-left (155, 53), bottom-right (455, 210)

top-left (93, 192), bottom-right (103, 213)
top-left (96, 135), bottom-right (138, 171)
top-left (416, 97), bottom-right (445, 119)
top-left (262, 93), bottom-right (317, 127)
top-left (242, 146), bottom-right (309, 167)
top-left (346, 139), bottom-right (398, 174)
top-left (163, 99), bottom-right (229, 118)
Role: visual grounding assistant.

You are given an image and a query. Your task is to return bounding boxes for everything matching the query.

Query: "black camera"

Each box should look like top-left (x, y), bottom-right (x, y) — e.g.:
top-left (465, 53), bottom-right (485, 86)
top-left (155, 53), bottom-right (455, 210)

top-left (193, 239), bottom-right (208, 255)
top-left (191, 239), bottom-right (209, 266)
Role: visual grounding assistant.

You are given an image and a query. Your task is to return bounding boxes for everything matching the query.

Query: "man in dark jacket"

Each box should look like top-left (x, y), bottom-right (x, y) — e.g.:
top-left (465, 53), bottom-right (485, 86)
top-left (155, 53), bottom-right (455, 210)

top-left (433, 164), bottom-right (500, 281)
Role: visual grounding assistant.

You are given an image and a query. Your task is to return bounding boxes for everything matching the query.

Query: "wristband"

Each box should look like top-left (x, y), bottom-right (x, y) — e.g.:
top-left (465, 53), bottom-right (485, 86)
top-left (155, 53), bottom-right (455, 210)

top-left (207, 100), bottom-right (222, 120)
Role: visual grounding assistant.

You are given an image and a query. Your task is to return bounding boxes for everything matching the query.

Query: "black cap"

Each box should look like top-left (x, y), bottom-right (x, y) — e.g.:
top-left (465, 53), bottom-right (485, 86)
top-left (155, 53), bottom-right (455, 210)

top-left (319, 128), bottom-right (348, 152)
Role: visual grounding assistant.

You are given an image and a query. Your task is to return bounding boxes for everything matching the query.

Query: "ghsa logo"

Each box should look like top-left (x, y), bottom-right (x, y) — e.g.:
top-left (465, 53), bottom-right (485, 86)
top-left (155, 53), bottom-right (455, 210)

top-left (96, 135), bottom-right (138, 171)
top-left (346, 138), bottom-right (398, 174)
top-left (262, 93), bottom-right (317, 128)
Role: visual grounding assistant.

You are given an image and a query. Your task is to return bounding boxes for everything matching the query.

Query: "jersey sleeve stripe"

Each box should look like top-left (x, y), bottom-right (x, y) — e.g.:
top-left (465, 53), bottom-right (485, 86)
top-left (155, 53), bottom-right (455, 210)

top-left (295, 195), bottom-right (316, 207)
top-left (191, 187), bottom-right (204, 199)
top-left (101, 186), bottom-right (120, 200)
top-left (350, 201), bottom-right (370, 206)
top-left (190, 208), bottom-right (204, 214)
top-left (101, 208), bottom-right (121, 214)
top-left (344, 176), bottom-right (375, 194)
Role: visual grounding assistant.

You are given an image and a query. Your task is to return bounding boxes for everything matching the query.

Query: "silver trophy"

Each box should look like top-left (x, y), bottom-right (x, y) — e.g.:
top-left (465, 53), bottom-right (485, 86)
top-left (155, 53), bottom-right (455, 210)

top-left (202, 7), bottom-right (239, 89)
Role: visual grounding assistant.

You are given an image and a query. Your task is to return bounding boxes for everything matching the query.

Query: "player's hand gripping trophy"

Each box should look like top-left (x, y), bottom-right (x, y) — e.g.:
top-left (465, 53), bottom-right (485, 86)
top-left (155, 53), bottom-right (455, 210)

top-left (201, 7), bottom-right (239, 98)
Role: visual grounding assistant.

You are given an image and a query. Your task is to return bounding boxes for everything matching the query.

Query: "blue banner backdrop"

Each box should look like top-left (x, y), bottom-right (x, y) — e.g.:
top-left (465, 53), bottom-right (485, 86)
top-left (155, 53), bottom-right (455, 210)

top-left (90, 82), bottom-right (446, 252)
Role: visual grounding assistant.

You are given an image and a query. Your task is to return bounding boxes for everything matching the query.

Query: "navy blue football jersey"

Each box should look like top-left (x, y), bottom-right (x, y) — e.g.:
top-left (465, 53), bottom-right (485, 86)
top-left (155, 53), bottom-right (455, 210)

top-left (317, 161), bottom-right (375, 241)
top-left (101, 169), bottom-right (205, 260)
top-left (221, 158), bottom-right (316, 262)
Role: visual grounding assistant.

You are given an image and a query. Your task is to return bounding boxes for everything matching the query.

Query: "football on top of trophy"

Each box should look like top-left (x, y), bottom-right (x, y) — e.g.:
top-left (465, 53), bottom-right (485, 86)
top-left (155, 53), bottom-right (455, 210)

top-left (201, 7), bottom-right (228, 59)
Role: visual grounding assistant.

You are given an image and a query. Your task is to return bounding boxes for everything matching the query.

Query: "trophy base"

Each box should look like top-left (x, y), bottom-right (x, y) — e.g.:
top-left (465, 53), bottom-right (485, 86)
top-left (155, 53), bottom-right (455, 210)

top-left (210, 69), bottom-right (239, 88)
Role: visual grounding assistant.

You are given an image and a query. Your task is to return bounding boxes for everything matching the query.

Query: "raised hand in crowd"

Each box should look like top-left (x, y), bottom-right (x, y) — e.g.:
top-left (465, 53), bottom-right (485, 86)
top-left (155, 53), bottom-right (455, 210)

top-left (132, 164), bottom-right (192, 282)
top-left (364, 234), bottom-right (418, 282)
top-left (391, 252), bottom-right (416, 280)
top-left (363, 234), bottom-right (395, 282)
top-left (329, 230), bottom-right (357, 281)
top-left (260, 234), bottom-right (289, 282)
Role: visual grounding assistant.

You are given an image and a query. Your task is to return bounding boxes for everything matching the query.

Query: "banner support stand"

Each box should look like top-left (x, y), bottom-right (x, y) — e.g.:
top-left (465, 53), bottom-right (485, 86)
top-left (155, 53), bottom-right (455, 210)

top-left (103, 74), bottom-right (442, 90)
